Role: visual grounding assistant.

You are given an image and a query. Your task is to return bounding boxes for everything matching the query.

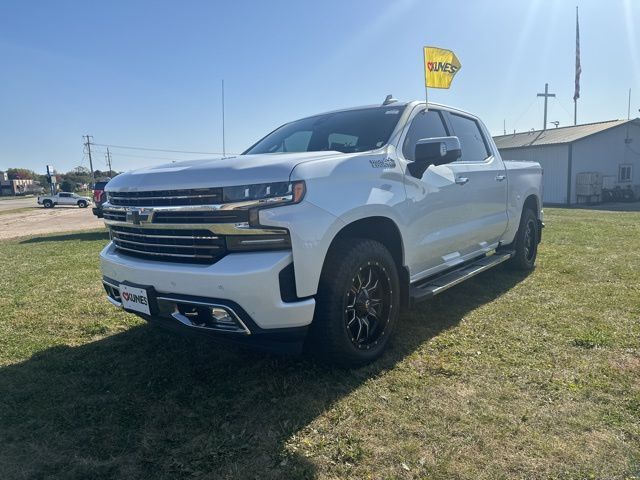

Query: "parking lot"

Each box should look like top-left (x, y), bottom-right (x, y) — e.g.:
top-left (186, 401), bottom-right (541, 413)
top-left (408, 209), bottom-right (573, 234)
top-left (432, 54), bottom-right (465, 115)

top-left (0, 197), bottom-right (103, 240)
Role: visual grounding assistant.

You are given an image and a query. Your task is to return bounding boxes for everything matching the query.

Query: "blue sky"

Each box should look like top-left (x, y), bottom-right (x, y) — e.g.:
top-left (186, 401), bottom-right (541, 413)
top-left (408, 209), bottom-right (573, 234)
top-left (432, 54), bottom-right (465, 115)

top-left (1, 0), bottom-right (639, 173)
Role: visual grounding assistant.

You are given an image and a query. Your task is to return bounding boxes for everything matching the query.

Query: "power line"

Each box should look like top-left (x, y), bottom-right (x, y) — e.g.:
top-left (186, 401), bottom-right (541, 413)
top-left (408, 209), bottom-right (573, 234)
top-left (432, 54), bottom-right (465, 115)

top-left (552, 97), bottom-right (574, 123)
top-left (89, 146), bottom-right (211, 162)
top-left (511, 97), bottom-right (539, 132)
top-left (92, 143), bottom-right (228, 155)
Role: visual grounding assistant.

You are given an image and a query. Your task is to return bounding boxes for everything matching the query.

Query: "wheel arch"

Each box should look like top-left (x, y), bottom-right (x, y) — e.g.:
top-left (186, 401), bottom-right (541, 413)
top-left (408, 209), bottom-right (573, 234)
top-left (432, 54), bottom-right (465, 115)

top-left (323, 216), bottom-right (410, 308)
top-left (523, 194), bottom-right (539, 217)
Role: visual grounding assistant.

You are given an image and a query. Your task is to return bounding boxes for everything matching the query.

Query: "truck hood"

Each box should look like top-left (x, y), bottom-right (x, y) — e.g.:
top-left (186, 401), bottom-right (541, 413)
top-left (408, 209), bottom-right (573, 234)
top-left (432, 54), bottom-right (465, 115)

top-left (105, 151), bottom-right (355, 192)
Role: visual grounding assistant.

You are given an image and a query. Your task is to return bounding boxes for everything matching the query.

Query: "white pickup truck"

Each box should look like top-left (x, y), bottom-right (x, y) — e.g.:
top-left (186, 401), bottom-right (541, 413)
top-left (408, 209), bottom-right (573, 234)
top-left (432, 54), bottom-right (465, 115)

top-left (37, 192), bottom-right (92, 208)
top-left (99, 99), bottom-right (543, 365)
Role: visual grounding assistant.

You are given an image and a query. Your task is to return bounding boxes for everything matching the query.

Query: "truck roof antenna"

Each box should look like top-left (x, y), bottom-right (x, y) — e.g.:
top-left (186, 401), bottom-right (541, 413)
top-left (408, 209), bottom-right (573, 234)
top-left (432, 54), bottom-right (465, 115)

top-left (382, 94), bottom-right (397, 106)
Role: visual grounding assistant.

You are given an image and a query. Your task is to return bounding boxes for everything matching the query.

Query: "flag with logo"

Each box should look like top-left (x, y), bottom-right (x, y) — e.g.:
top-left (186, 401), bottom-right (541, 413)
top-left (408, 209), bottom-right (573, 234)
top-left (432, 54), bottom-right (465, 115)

top-left (423, 46), bottom-right (461, 89)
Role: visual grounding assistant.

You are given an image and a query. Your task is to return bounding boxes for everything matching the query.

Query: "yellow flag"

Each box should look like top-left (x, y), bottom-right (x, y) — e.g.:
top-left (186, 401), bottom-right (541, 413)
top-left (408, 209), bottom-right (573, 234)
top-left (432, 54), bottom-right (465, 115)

top-left (424, 46), bottom-right (461, 89)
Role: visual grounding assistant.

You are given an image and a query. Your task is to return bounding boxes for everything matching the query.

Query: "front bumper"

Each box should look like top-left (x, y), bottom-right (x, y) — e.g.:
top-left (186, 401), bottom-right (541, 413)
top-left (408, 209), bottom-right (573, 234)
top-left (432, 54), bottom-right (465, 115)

top-left (100, 242), bottom-right (316, 346)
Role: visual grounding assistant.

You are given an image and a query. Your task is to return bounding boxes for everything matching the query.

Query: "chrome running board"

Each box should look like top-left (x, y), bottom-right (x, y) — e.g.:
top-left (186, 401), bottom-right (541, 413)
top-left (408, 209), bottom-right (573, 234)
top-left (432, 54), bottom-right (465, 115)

top-left (409, 251), bottom-right (514, 304)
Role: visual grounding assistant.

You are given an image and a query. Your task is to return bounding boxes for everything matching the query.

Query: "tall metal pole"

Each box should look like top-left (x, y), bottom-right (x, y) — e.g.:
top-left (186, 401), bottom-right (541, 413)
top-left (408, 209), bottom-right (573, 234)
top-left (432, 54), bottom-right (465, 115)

top-left (105, 147), bottom-right (113, 177)
top-left (574, 100), bottom-right (577, 126)
top-left (221, 79), bottom-right (226, 157)
top-left (537, 83), bottom-right (556, 130)
top-left (628, 88), bottom-right (632, 121)
top-left (83, 135), bottom-right (95, 185)
top-left (423, 47), bottom-right (429, 111)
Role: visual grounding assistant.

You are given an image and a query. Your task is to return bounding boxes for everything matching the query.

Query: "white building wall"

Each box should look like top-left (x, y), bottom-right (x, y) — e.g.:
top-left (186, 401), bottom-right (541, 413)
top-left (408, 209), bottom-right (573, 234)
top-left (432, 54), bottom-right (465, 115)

top-left (571, 123), bottom-right (640, 204)
top-left (499, 145), bottom-right (569, 204)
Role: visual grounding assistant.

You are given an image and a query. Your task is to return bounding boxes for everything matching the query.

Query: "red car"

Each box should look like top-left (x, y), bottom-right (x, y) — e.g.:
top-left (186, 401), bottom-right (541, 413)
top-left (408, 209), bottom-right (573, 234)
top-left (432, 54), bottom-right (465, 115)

top-left (92, 180), bottom-right (110, 218)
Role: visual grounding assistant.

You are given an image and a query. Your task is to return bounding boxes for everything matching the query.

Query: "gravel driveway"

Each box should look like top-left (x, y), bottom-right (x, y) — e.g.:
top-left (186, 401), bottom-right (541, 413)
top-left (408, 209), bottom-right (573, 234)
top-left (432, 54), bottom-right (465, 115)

top-left (0, 204), bottom-right (104, 240)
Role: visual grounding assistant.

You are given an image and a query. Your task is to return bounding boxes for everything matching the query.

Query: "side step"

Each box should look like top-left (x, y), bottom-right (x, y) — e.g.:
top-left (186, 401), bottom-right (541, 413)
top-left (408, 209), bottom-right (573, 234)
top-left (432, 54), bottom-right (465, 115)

top-left (409, 251), bottom-right (514, 305)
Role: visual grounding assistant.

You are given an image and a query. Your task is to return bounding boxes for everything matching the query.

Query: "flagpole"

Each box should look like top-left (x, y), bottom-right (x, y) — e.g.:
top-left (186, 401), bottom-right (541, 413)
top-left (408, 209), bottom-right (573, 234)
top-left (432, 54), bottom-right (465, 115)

top-left (573, 5), bottom-right (580, 126)
top-left (423, 47), bottom-right (429, 112)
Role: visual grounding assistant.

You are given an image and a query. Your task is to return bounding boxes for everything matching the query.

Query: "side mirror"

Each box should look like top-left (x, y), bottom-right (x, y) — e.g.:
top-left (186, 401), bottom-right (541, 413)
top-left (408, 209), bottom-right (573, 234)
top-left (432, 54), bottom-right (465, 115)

top-left (407, 136), bottom-right (462, 178)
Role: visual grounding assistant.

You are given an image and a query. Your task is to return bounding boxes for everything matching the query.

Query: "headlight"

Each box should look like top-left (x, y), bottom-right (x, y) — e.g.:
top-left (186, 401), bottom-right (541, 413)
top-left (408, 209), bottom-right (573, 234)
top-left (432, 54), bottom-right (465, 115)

top-left (222, 181), bottom-right (305, 204)
top-left (221, 181), bottom-right (305, 227)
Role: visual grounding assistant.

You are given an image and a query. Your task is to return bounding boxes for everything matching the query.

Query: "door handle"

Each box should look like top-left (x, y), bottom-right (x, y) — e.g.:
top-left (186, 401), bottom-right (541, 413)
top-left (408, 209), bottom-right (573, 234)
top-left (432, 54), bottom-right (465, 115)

top-left (455, 177), bottom-right (469, 185)
top-left (495, 174), bottom-right (506, 182)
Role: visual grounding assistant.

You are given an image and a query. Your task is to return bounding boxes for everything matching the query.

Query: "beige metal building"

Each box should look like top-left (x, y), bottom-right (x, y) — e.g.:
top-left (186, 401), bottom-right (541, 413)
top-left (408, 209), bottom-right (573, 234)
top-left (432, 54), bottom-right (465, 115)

top-left (493, 119), bottom-right (640, 205)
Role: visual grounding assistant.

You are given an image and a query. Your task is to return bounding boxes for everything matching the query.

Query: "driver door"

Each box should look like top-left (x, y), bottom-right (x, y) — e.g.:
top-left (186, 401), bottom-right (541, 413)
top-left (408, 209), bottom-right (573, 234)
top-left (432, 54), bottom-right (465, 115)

top-left (58, 193), bottom-right (73, 205)
top-left (400, 108), bottom-right (479, 280)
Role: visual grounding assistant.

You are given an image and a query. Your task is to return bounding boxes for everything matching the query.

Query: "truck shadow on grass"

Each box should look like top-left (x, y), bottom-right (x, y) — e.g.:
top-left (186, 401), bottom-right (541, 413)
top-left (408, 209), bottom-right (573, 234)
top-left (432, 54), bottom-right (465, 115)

top-left (20, 230), bottom-right (109, 244)
top-left (0, 267), bottom-right (528, 480)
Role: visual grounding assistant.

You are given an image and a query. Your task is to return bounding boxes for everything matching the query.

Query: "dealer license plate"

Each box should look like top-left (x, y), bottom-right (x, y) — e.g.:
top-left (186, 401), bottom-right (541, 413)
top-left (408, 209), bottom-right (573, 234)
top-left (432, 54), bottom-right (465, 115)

top-left (120, 284), bottom-right (151, 315)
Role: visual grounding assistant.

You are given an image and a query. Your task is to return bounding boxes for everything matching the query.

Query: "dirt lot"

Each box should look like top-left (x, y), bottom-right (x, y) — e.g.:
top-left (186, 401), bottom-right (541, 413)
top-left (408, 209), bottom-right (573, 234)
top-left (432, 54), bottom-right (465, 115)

top-left (0, 204), bottom-right (104, 240)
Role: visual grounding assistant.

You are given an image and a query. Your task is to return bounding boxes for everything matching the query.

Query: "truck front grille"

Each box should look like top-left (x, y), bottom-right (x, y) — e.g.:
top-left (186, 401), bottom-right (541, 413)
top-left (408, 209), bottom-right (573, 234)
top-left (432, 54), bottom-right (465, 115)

top-left (109, 225), bottom-right (226, 264)
top-left (108, 188), bottom-right (223, 207)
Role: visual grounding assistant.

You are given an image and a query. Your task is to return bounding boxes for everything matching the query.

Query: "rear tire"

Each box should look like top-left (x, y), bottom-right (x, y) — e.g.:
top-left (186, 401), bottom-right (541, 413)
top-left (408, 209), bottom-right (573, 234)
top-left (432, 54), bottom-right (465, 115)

top-left (43, 200), bottom-right (53, 208)
top-left (308, 238), bottom-right (400, 367)
top-left (506, 208), bottom-right (538, 271)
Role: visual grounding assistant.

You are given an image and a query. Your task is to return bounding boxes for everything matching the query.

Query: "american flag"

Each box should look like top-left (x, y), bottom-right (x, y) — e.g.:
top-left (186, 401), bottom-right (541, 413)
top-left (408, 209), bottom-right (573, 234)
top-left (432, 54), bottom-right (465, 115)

top-left (574, 7), bottom-right (581, 102)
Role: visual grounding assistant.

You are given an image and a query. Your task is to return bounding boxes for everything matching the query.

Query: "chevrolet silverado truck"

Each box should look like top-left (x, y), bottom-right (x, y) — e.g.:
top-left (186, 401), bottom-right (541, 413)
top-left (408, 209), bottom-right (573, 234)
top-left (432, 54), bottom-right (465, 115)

top-left (38, 192), bottom-right (91, 208)
top-left (100, 99), bottom-right (543, 366)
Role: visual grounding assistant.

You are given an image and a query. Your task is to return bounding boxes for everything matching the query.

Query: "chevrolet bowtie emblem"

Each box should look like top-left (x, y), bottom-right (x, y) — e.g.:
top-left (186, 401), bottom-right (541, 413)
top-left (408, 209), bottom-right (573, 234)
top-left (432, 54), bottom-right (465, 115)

top-left (126, 208), bottom-right (151, 225)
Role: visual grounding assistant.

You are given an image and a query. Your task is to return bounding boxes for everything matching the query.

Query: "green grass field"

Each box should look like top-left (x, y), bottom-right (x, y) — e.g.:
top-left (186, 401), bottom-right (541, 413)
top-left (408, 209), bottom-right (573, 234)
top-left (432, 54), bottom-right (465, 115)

top-left (0, 208), bottom-right (638, 479)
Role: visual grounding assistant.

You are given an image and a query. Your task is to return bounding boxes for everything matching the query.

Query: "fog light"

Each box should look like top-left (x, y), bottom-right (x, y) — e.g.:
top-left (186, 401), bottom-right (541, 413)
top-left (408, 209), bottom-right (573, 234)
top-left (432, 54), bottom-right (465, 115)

top-left (211, 307), bottom-right (236, 327)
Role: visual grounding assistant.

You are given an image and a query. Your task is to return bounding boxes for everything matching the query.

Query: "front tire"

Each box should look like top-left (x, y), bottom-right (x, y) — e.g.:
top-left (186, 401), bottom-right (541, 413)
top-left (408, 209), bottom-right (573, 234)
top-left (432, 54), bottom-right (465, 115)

top-left (78, 200), bottom-right (88, 208)
top-left (43, 200), bottom-right (53, 208)
top-left (308, 238), bottom-right (400, 367)
top-left (507, 208), bottom-right (539, 271)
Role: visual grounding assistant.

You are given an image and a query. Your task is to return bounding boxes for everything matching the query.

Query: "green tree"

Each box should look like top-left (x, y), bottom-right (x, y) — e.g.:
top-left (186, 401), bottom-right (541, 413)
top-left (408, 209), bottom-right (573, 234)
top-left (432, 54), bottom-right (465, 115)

top-left (7, 168), bottom-right (36, 180)
top-left (60, 179), bottom-right (76, 192)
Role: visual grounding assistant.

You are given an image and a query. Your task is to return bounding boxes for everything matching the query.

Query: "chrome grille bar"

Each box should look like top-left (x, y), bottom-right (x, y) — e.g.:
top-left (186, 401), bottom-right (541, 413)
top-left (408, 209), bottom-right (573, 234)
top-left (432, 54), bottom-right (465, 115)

top-left (113, 245), bottom-right (217, 260)
top-left (112, 237), bottom-right (222, 250)
top-left (109, 230), bottom-right (217, 240)
top-left (108, 188), bottom-right (223, 207)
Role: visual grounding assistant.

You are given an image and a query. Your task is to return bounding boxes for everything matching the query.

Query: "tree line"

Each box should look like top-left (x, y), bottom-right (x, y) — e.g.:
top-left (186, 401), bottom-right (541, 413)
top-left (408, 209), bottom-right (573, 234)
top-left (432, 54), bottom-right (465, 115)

top-left (3, 167), bottom-right (118, 192)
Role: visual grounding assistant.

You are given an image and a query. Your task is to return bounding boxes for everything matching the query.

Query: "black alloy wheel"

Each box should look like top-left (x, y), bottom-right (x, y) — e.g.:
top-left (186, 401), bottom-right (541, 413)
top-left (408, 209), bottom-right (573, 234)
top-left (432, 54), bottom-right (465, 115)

top-left (309, 238), bottom-right (400, 366)
top-left (345, 262), bottom-right (393, 350)
top-left (507, 207), bottom-right (538, 271)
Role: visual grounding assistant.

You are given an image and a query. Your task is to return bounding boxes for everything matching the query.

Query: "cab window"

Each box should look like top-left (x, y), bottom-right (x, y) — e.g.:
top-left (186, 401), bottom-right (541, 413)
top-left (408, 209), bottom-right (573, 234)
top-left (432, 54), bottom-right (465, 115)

top-left (448, 114), bottom-right (490, 162)
top-left (402, 110), bottom-right (448, 161)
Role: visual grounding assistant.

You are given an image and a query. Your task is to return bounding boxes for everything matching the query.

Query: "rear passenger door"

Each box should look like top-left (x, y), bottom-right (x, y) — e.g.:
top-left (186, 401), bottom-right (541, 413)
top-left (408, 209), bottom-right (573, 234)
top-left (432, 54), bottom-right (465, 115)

top-left (445, 112), bottom-right (508, 254)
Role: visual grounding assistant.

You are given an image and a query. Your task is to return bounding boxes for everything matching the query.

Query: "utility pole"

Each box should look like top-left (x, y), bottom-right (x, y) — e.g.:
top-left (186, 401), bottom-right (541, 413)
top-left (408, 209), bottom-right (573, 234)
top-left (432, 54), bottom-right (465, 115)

top-left (83, 135), bottom-right (95, 185)
top-left (537, 83), bottom-right (556, 131)
top-left (105, 147), bottom-right (113, 177)
top-left (628, 88), bottom-right (632, 121)
top-left (221, 79), bottom-right (226, 157)
top-left (503, 119), bottom-right (506, 135)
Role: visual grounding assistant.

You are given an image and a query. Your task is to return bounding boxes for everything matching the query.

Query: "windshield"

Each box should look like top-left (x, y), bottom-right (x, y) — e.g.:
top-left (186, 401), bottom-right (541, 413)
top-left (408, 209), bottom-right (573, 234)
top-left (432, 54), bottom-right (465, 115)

top-left (244, 105), bottom-right (406, 155)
